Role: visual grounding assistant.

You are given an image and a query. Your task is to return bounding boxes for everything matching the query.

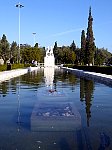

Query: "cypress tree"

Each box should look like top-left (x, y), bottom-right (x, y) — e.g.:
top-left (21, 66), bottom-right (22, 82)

top-left (70, 40), bottom-right (76, 52)
top-left (86, 7), bottom-right (95, 65)
top-left (81, 30), bottom-right (86, 65)
top-left (53, 41), bottom-right (58, 64)
top-left (34, 43), bottom-right (38, 48)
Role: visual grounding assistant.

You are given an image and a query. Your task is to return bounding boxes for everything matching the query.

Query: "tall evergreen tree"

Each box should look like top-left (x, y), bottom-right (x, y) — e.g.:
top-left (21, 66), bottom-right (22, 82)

top-left (70, 40), bottom-right (76, 52)
top-left (34, 43), bottom-right (38, 48)
top-left (86, 7), bottom-right (95, 65)
top-left (1, 34), bottom-right (10, 62)
top-left (81, 30), bottom-right (86, 65)
top-left (53, 41), bottom-right (58, 64)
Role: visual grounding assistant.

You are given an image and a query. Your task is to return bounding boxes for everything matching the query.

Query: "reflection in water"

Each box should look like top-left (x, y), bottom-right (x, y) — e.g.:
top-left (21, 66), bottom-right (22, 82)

top-left (53, 69), bottom-right (78, 92)
top-left (80, 78), bottom-right (94, 127)
top-left (0, 78), bottom-right (19, 97)
top-left (44, 67), bottom-right (54, 89)
top-left (31, 102), bottom-right (81, 132)
top-left (98, 132), bottom-right (110, 150)
top-left (31, 67), bottom-right (82, 149)
top-left (16, 77), bottom-right (22, 132)
top-left (0, 69), bottom-right (112, 149)
top-left (21, 69), bottom-right (44, 86)
top-left (0, 81), bottom-right (9, 97)
top-left (0, 69), bottom-right (78, 97)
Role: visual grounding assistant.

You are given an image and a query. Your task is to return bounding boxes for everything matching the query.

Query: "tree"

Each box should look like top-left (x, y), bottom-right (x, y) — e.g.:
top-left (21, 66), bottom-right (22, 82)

top-left (53, 41), bottom-right (58, 64)
top-left (95, 47), bottom-right (111, 65)
top-left (69, 51), bottom-right (76, 64)
top-left (94, 48), bottom-right (104, 65)
top-left (22, 47), bottom-right (44, 63)
top-left (34, 43), bottom-right (38, 48)
top-left (10, 41), bottom-right (18, 63)
top-left (0, 41), bottom-right (2, 57)
top-left (70, 40), bottom-right (76, 52)
top-left (1, 34), bottom-right (10, 63)
top-left (81, 30), bottom-right (86, 65)
top-left (75, 47), bottom-right (81, 65)
top-left (86, 7), bottom-right (95, 65)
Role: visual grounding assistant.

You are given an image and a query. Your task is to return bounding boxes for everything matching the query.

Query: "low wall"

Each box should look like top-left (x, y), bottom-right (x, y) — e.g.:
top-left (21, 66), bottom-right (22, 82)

top-left (62, 67), bottom-right (112, 86)
top-left (73, 65), bottom-right (112, 75)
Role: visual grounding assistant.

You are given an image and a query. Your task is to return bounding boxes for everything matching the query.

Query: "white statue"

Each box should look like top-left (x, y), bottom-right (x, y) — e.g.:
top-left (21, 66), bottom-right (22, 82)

top-left (44, 46), bottom-right (55, 67)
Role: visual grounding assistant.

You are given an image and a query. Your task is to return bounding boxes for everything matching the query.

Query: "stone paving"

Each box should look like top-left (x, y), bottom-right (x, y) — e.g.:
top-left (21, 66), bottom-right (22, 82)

top-left (0, 67), bottom-right (39, 83)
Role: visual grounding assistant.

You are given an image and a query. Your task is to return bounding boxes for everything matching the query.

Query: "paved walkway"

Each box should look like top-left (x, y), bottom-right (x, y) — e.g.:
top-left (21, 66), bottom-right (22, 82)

top-left (0, 67), bottom-right (39, 83)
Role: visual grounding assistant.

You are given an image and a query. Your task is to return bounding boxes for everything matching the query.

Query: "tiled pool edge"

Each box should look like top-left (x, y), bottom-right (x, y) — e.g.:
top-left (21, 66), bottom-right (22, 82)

top-left (62, 67), bottom-right (112, 86)
top-left (0, 67), bottom-right (39, 83)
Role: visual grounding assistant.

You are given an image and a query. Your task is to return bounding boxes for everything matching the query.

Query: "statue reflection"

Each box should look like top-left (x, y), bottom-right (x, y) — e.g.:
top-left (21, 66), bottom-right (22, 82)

top-left (44, 67), bottom-right (54, 90)
top-left (31, 68), bottom-right (82, 149)
top-left (80, 78), bottom-right (94, 127)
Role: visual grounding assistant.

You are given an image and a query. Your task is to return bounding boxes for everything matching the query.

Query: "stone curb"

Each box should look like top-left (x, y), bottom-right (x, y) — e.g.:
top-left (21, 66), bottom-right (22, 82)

top-left (0, 67), bottom-right (39, 83)
top-left (62, 67), bottom-right (112, 86)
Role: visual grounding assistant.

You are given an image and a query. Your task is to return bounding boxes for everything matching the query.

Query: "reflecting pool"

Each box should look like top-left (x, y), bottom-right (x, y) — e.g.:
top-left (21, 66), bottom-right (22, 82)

top-left (0, 68), bottom-right (112, 150)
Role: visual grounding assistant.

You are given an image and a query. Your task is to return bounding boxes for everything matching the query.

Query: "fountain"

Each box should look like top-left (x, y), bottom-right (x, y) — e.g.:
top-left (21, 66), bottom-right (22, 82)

top-left (31, 65), bottom-right (81, 132)
top-left (31, 47), bottom-right (81, 131)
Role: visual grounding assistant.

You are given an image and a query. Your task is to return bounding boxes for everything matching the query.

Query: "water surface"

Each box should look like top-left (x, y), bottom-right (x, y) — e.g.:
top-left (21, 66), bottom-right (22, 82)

top-left (0, 68), bottom-right (112, 150)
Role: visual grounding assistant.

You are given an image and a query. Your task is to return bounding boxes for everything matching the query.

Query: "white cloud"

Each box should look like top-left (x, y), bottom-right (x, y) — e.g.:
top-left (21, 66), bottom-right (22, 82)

top-left (45, 27), bottom-right (84, 38)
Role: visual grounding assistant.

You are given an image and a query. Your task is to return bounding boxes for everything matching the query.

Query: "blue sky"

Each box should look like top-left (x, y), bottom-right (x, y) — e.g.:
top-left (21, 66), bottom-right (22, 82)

top-left (0, 0), bottom-right (112, 52)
